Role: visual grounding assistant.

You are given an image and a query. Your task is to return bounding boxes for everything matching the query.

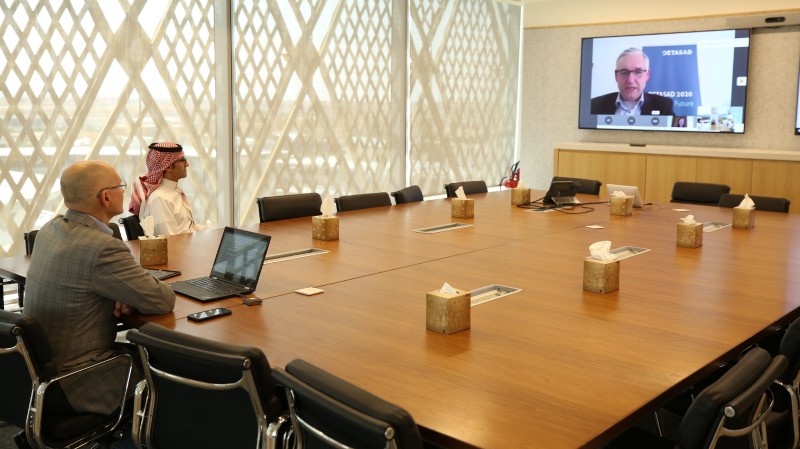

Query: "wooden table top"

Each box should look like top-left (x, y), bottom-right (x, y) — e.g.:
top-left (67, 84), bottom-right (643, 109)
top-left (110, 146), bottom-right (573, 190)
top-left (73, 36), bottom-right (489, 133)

top-left (4, 192), bottom-right (800, 448)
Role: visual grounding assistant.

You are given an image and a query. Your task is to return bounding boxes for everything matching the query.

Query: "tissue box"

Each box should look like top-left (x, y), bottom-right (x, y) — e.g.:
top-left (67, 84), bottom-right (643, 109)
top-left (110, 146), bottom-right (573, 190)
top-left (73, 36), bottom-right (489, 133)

top-left (426, 289), bottom-right (471, 334)
top-left (732, 207), bottom-right (755, 229)
top-left (451, 198), bottom-right (474, 218)
top-left (583, 259), bottom-right (620, 293)
top-left (312, 215), bottom-right (339, 241)
top-left (609, 196), bottom-right (633, 216)
top-left (676, 223), bottom-right (703, 248)
top-left (511, 188), bottom-right (531, 206)
top-left (140, 236), bottom-right (168, 266)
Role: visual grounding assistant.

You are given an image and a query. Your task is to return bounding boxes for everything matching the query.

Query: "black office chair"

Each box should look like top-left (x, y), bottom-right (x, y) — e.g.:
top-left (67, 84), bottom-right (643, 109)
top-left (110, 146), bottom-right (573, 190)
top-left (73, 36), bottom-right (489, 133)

top-left (767, 317), bottom-right (800, 449)
top-left (109, 222), bottom-right (123, 240)
top-left (670, 182), bottom-right (731, 206)
top-left (335, 192), bottom-right (392, 212)
top-left (118, 215), bottom-right (145, 240)
top-left (0, 231), bottom-right (35, 310)
top-left (609, 347), bottom-right (788, 449)
top-left (256, 193), bottom-right (323, 222)
top-left (23, 230), bottom-right (38, 255)
top-left (0, 309), bottom-right (133, 449)
top-left (443, 180), bottom-right (488, 198)
top-left (718, 193), bottom-right (791, 213)
top-left (126, 323), bottom-right (290, 449)
top-left (391, 185), bottom-right (424, 204)
top-left (552, 176), bottom-right (602, 195)
top-left (272, 358), bottom-right (426, 449)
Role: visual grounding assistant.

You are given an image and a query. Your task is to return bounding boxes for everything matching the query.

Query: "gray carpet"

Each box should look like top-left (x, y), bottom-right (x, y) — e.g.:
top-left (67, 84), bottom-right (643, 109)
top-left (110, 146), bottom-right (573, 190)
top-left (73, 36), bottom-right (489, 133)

top-left (0, 423), bottom-right (22, 449)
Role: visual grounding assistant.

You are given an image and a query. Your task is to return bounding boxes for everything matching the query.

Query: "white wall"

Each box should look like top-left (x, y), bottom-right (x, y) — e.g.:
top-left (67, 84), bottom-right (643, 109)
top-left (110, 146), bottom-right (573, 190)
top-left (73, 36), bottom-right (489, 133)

top-left (523, 0), bottom-right (799, 28)
top-left (519, 13), bottom-right (800, 189)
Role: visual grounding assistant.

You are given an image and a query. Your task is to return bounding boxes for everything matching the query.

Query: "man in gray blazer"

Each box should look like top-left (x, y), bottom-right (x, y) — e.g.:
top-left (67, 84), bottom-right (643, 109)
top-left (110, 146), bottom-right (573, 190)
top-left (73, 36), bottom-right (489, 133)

top-left (24, 160), bottom-right (175, 415)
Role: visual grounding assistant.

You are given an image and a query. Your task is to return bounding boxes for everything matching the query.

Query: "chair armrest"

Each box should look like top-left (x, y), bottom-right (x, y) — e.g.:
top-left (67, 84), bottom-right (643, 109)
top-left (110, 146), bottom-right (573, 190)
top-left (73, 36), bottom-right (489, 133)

top-left (132, 379), bottom-right (148, 449)
top-left (29, 353), bottom-right (133, 448)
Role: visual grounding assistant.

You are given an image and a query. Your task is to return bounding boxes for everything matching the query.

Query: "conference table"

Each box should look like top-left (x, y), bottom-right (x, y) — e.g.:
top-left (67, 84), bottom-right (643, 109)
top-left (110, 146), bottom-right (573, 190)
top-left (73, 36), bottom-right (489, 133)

top-left (3, 191), bottom-right (800, 448)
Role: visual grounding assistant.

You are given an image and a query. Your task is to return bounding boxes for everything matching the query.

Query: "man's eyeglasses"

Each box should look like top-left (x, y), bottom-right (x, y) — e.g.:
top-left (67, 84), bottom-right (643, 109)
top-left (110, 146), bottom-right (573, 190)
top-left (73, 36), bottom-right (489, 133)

top-left (615, 69), bottom-right (647, 78)
top-left (96, 183), bottom-right (127, 198)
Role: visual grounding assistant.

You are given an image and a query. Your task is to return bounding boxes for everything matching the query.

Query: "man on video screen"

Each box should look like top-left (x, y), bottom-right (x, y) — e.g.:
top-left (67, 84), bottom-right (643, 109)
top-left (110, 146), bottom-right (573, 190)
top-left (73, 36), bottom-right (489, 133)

top-left (591, 48), bottom-right (675, 116)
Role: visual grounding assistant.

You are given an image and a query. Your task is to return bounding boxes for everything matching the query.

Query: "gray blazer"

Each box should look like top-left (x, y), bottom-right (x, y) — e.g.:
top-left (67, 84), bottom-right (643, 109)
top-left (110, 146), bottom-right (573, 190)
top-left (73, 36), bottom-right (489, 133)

top-left (24, 209), bottom-right (175, 415)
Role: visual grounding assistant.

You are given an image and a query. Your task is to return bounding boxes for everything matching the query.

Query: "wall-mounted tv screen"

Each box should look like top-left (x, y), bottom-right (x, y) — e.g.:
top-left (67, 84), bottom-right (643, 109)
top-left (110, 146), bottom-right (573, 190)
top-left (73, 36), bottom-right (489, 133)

top-left (579, 29), bottom-right (751, 134)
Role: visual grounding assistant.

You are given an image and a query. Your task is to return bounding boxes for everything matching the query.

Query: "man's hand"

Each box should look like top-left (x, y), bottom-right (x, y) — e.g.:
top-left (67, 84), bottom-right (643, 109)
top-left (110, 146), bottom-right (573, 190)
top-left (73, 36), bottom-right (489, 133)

top-left (114, 301), bottom-right (136, 318)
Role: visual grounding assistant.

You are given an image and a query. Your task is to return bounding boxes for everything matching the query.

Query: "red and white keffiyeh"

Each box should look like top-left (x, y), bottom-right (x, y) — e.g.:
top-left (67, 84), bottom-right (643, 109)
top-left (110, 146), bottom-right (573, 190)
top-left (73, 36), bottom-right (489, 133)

top-left (128, 142), bottom-right (185, 215)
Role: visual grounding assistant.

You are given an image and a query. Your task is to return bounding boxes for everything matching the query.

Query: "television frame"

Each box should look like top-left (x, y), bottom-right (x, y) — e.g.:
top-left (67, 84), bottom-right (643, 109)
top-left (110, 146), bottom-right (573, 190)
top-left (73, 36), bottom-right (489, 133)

top-left (578, 28), bottom-right (752, 134)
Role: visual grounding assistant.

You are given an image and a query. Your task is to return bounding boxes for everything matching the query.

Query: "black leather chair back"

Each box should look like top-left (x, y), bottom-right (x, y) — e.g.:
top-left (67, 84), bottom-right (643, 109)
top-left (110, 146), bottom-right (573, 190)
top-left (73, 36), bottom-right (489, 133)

top-left (552, 176), bottom-right (602, 195)
top-left (391, 185), bottom-right (424, 204)
top-left (118, 215), bottom-right (145, 240)
top-left (444, 180), bottom-right (488, 198)
top-left (335, 192), bottom-right (392, 212)
top-left (256, 193), bottom-right (322, 222)
top-left (677, 347), bottom-right (787, 449)
top-left (23, 230), bottom-right (38, 255)
top-left (670, 182), bottom-right (730, 205)
top-left (272, 359), bottom-right (425, 449)
top-left (0, 310), bottom-right (124, 448)
top-left (127, 323), bottom-right (287, 449)
top-left (0, 311), bottom-right (45, 428)
top-left (718, 193), bottom-right (790, 213)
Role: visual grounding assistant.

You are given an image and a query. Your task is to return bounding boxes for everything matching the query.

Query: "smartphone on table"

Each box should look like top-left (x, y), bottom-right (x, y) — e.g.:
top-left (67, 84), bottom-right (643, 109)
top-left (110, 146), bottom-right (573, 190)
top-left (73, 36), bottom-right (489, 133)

top-left (187, 308), bottom-right (232, 322)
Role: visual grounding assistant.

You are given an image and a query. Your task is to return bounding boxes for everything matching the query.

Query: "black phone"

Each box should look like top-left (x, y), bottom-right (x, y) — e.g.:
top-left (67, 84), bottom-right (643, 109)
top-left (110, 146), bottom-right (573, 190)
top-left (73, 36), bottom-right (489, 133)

top-left (146, 269), bottom-right (181, 281)
top-left (187, 308), bottom-right (232, 322)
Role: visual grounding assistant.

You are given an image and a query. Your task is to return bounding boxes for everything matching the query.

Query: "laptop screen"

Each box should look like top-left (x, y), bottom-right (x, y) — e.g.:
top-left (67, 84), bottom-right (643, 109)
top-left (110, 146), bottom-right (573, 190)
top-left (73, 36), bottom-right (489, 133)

top-left (605, 184), bottom-right (643, 208)
top-left (209, 227), bottom-right (271, 289)
top-left (542, 180), bottom-right (580, 205)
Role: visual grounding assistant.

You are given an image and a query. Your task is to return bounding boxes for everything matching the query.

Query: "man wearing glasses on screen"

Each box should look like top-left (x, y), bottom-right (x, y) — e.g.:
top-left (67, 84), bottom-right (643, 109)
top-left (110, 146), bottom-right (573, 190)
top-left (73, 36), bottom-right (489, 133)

top-left (590, 47), bottom-right (675, 116)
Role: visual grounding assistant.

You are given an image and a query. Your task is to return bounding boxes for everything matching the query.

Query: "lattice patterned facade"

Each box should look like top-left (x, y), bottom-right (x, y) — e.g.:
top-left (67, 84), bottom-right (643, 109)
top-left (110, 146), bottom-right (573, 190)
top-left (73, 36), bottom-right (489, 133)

top-left (0, 0), bottom-right (520, 257)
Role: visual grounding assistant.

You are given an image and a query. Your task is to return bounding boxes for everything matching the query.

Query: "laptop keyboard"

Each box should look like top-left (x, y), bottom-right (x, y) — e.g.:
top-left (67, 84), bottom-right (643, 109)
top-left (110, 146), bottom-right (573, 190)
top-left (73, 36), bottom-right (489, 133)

top-left (186, 277), bottom-right (242, 294)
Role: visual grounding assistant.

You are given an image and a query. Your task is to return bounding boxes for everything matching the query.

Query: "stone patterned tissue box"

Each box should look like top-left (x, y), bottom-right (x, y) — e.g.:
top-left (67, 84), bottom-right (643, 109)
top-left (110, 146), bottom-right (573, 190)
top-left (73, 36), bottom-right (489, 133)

top-left (676, 222), bottom-right (703, 248)
top-left (582, 259), bottom-right (620, 293)
top-left (609, 196), bottom-right (633, 216)
top-left (451, 198), bottom-right (474, 218)
top-left (312, 215), bottom-right (339, 241)
top-left (732, 207), bottom-right (755, 229)
top-left (511, 188), bottom-right (531, 206)
top-left (140, 236), bottom-right (168, 266)
top-left (426, 289), bottom-right (471, 334)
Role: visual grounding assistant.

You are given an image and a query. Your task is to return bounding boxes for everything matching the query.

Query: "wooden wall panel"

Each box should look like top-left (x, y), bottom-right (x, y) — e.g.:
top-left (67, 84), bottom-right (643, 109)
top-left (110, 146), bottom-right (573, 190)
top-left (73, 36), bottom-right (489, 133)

top-left (645, 155), bottom-right (697, 203)
top-left (752, 161), bottom-right (800, 210)
top-left (695, 158), bottom-right (753, 194)
top-left (555, 146), bottom-right (800, 213)
top-left (557, 151), bottom-right (646, 196)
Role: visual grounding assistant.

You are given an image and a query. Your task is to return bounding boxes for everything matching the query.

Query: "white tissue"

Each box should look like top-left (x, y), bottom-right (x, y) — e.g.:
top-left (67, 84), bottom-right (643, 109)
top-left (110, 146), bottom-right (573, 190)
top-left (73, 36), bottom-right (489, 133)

top-left (455, 186), bottom-right (466, 200)
top-left (139, 216), bottom-right (155, 237)
top-left (589, 241), bottom-right (617, 261)
top-left (737, 194), bottom-right (755, 209)
top-left (610, 190), bottom-right (626, 198)
top-left (680, 215), bottom-right (696, 224)
top-left (439, 282), bottom-right (458, 295)
top-left (321, 196), bottom-right (336, 217)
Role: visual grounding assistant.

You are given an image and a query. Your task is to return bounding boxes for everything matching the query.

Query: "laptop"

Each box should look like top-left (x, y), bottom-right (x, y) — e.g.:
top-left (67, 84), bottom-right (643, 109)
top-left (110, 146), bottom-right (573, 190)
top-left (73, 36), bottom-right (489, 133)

top-left (542, 180), bottom-right (581, 206)
top-left (170, 227), bottom-right (272, 301)
top-left (605, 184), bottom-right (644, 208)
